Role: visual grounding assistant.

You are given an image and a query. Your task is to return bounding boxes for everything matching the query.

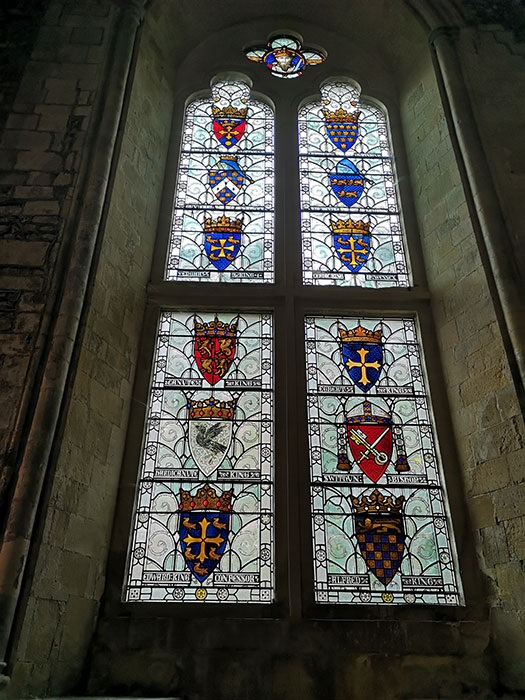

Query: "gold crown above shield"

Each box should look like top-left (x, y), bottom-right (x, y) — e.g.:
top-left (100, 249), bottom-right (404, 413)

top-left (188, 398), bottom-right (235, 420)
top-left (212, 105), bottom-right (248, 120)
top-left (180, 484), bottom-right (233, 512)
top-left (194, 318), bottom-right (237, 337)
top-left (323, 107), bottom-right (360, 123)
top-left (339, 324), bottom-right (381, 343)
top-left (204, 215), bottom-right (243, 234)
top-left (331, 218), bottom-right (371, 236)
top-left (351, 488), bottom-right (404, 515)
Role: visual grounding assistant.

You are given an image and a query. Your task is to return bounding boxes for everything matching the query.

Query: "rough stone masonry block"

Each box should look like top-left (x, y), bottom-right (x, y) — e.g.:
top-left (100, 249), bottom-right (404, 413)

top-left (70, 26), bottom-right (104, 45)
top-left (0, 240), bottom-right (48, 267)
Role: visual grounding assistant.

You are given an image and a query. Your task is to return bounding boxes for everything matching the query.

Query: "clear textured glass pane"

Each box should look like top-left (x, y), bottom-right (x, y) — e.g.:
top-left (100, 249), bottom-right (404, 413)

top-left (166, 79), bottom-right (274, 283)
top-left (299, 81), bottom-right (410, 287)
top-left (305, 315), bottom-right (462, 604)
top-left (125, 311), bottom-right (274, 603)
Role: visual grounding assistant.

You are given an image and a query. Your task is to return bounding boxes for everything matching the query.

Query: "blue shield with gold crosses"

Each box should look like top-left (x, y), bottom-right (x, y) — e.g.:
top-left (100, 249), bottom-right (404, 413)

top-left (203, 216), bottom-right (242, 271)
top-left (330, 158), bottom-right (365, 207)
top-left (334, 232), bottom-right (370, 272)
top-left (204, 233), bottom-right (241, 270)
top-left (179, 485), bottom-right (232, 583)
top-left (208, 156), bottom-right (251, 205)
top-left (352, 489), bottom-right (405, 587)
top-left (339, 324), bottom-right (383, 392)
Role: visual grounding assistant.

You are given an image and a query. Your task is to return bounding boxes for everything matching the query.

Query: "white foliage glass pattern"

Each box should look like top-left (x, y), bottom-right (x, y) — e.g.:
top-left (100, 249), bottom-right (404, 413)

top-left (166, 80), bottom-right (274, 282)
top-left (299, 81), bottom-right (410, 287)
top-left (125, 311), bottom-right (274, 603)
top-left (305, 315), bottom-right (462, 604)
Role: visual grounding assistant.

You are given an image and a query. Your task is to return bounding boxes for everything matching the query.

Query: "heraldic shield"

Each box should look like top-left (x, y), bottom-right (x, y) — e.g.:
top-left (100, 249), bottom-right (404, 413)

top-left (332, 218), bottom-right (371, 273)
top-left (352, 489), bottom-right (405, 586)
top-left (330, 158), bottom-right (365, 207)
top-left (179, 484), bottom-right (233, 583)
top-left (212, 105), bottom-right (247, 149)
top-left (323, 108), bottom-right (360, 152)
top-left (188, 398), bottom-right (234, 477)
top-left (194, 317), bottom-right (237, 386)
top-left (347, 401), bottom-right (393, 482)
top-left (340, 323), bottom-right (383, 392)
top-left (208, 156), bottom-right (252, 205)
top-left (203, 215), bottom-right (242, 271)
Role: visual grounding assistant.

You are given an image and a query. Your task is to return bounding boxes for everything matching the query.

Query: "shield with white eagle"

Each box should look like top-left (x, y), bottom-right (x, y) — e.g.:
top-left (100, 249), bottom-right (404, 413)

top-left (188, 397), bottom-right (235, 476)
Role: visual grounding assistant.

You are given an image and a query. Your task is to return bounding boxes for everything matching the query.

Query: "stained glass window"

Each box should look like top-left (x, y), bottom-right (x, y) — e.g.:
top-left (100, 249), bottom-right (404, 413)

top-left (245, 33), bottom-right (326, 79)
top-left (166, 78), bottom-right (274, 282)
top-left (299, 80), bottom-right (410, 287)
top-left (125, 311), bottom-right (274, 603)
top-left (305, 315), bottom-right (462, 604)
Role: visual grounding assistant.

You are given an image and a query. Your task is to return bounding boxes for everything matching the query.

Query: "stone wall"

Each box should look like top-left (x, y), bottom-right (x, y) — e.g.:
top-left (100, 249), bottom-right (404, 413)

top-left (400, 32), bottom-right (525, 692)
top-left (0, 0), bottom-right (116, 524)
top-left (0, 2), bottom-right (524, 698)
top-left (2, 2), bottom-right (175, 696)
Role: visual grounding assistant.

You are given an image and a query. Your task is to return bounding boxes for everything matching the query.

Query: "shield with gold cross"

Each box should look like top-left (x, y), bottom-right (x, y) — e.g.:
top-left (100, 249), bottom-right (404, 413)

top-left (346, 401), bottom-right (393, 482)
top-left (352, 489), bottom-right (406, 586)
top-left (331, 218), bottom-right (371, 273)
top-left (323, 108), bottom-right (360, 152)
top-left (212, 105), bottom-right (247, 149)
top-left (203, 215), bottom-right (242, 271)
top-left (339, 323), bottom-right (383, 392)
top-left (194, 317), bottom-right (237, 386)
top-left (179, 484), bottom-right (233, 583)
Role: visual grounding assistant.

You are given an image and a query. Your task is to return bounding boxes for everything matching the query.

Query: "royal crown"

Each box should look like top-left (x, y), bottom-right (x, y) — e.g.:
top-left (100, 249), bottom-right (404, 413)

top-left (212, 105), bottom-right (248, 120)
top-left (179, 484), bottom-right (233, 512)
top-left (351, 488), bottom-right (404, 515)
top-left (203, 215), bottom-right (243, 234)
top-left (188, 397), bottom-right (235, 420)
top-left (339, 324), bottom-right (381, 344)
top-left (331, 218), bottom-right (371, 236)
top-left (323, 107), bottom-right (360, 123)
top-left (194, 318), bottom-right (237, 337)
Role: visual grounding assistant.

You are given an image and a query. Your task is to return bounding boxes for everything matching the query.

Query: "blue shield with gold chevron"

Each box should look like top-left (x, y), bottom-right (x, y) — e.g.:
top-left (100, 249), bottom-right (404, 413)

top-left (208, 156), bottom-right (249, 204)
top-left (339, 324), bottom-right (383, 392)
top-left (330, 158), bottom-right (365, 207)
top-left (179, 485), bottom-right (232, 583)
top-left (333, 232), bottom-right (370, 272)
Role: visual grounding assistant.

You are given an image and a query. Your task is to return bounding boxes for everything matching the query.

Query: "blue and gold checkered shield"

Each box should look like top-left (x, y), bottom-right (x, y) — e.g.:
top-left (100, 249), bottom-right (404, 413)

top-left (352, 490), bottom-right (405, 587)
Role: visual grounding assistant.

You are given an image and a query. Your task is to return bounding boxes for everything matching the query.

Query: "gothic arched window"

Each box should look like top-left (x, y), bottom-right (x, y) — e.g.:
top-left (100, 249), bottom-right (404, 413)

top-left (123, 72), bottom-right (463, 608)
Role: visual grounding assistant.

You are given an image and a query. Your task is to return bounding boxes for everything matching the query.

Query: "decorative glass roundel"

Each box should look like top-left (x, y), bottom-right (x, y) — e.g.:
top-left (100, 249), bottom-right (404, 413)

top-left (245, 33), bottom-right (326, 79)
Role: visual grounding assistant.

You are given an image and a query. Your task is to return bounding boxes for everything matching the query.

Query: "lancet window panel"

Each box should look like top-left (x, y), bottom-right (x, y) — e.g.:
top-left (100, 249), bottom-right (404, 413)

top-left (125, 311), bottom-right (274, 603)
top-left (299, 81), bottom-right (410, 287)
top-left (305, 315), bottom-right (462, 605)
top-left (166, 79), bottom-right (274, 283)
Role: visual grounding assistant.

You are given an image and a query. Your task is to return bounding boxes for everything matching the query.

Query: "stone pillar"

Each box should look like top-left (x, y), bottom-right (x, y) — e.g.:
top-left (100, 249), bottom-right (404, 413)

top-left (0, 0), bottom-right (145, 690)
top-left (429, 26), bottom-right (525, 406)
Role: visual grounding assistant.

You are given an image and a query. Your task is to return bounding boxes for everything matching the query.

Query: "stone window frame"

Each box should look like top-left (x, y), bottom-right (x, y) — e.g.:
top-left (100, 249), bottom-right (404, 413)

top-left (106, 63), bottom-right (475, 621)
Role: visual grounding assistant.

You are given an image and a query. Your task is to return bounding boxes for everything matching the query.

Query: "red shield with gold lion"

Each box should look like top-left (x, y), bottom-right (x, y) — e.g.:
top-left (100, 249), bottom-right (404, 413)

top-left (194, 317), bottom-right (237, 386)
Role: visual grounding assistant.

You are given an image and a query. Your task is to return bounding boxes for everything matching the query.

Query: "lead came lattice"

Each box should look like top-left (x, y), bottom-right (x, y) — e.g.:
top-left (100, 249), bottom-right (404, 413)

top-left (305, 315), bottom-right (462, 604)
top-left (299, 81), bottom-right (410, 287)
top-left (125, 311), bottom-right (274, 603)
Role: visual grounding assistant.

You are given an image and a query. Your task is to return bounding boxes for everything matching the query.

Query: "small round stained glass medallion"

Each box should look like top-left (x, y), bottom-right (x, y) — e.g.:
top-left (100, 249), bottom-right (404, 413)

top-left (245, 32), bottom-right (326, 79)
